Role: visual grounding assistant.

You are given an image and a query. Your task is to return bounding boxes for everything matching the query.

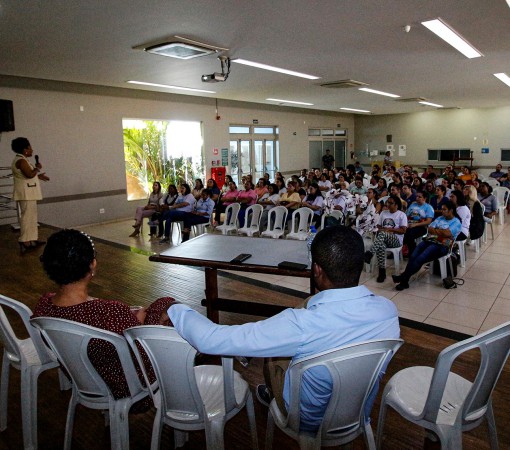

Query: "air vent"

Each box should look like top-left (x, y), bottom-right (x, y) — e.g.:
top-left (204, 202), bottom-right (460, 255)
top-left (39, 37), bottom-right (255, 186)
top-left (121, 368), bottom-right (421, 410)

top-left (320, 79), bottom-right (369, 88)
top-left (133, 35), bottom-right (229, 60)
top-left (395, 97), bottom-right (429, 102)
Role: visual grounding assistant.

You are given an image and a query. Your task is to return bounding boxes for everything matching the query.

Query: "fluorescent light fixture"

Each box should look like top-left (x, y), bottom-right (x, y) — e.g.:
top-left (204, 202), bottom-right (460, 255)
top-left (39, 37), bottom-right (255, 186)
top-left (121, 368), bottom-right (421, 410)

top-left (340, 107), bottom-right (371, 113)
top-left (127, 80), bottom-right (216, 94)
top-left (421, 18), bottom-right (483, 59)
top-left (494, 72), bottom-right (510, 87)
top-left (233, 59), bottom-right (320, 80)
top-left (419, 101), bottom-right (444, 108)
top-left (358, 87), bottom-right (400, 98)
top-left (266, 98), bottom-right (314, 106)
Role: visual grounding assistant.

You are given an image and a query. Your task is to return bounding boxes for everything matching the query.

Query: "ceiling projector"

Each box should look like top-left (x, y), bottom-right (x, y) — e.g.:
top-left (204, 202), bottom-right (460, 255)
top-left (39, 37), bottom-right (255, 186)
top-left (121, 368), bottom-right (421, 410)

top-left (201, 72), bottom-right (227, 83)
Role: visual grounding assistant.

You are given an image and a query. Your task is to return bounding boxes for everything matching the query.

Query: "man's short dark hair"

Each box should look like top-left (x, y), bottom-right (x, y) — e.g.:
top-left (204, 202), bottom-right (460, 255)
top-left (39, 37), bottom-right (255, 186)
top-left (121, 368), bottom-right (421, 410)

top-left (311, 226), bottom-right (364, 287)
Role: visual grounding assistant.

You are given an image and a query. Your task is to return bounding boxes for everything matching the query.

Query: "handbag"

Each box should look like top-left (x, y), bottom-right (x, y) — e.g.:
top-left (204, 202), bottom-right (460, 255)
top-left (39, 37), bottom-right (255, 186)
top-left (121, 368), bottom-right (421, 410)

top-left (442, 276), bottom-right (465, 289)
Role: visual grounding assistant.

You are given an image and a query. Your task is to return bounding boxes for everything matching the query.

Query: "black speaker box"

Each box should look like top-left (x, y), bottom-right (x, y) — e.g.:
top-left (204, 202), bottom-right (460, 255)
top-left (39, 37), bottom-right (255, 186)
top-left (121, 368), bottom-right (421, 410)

top-left (0, 100), bottom-right (15, 132)
top-left (386, 134), bottom-right (392, 143)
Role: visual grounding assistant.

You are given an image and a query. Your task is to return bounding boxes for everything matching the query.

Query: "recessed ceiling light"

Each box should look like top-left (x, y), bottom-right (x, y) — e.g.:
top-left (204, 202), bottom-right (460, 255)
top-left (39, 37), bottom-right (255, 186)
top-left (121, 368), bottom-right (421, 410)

top-left (127, 80), bottom-right (216, 93)
top-left (340, 107), bottom-right (371, 113)
top-left (134, 35), bottom-right (228, 59)
top-left (419, 101), bottom-right (444, 108)
top-left (266, 98), bottom-right (314, 106)
top-left (233, 59), bottom-right (320, 80)
top-left (494, 72), bottom-right (510, 87)
top-left (421, 18), bottom-right (483, 59)
top-left (358, 87), bottom-right (400, 98)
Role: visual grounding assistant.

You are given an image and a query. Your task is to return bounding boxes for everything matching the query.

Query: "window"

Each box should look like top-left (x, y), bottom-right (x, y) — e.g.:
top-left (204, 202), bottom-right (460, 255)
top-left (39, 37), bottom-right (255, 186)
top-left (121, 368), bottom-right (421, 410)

top-left (229, 125), bottom-right (279, 184)
top-left (501, 149), bottom-right (510, 162)
top-left (123, 119), bottom-right (204, 200)
top-left (427, 149), bottom-right (471, 162)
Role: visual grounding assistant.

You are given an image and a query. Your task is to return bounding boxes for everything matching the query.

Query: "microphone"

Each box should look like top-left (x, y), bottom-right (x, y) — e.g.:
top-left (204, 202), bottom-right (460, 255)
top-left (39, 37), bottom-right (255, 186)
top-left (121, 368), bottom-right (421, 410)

top-left (35, 155), bottom-right (40, 165)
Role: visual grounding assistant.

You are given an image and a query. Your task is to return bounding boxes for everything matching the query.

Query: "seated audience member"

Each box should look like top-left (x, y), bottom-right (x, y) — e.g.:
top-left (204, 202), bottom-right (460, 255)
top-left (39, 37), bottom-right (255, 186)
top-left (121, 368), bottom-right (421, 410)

top-left (299, 169), bottom-right (307, 183)
top-left (375, 177), bottom-right (388, 197)
top-left (401, 184), bottom-right (416, 205)
top-left (477, 182), bottom-right (498, 219)
top-left (255, 178), bottom-right (269, 201)
top-left (278, 181), bottom-right (301, 222)
top-left (337, 174), bottom-right (350, 190)
top-left (34, 229), bottom-right (175, 411)
top-left (192, 178), bottom-right (204, 200)
top-left (440, 178), bottom-right (452, 197)
top-left (263, 172), bottom-right (271, 184)
top-left (354, 188), bottom-right (381, 236)
top-left (403, 192), bottom-right (434, 255)
top-left (258, 183), bottom-right (280, 230)
top-left (412, 176), bottom-right (424, 193)
top-left (349, 176), bottom-right (367, 195)
top-left (430, 185), bottom-right (449, 217)
top-left (181, 189), bottom-right (215, 242)
top-left (489, 164), bottom-right (504, 180)
top-left (421, 165), bottom-right (435, 179)
top-left (167, 226), bottom-right (400, 432)
top-left (151, 184), bottom-right (178, 238)
top-left (459, 166), bottom-right (472, 182)
top-left (388, 172), bottom-right (403, 191)
top-left (364, 195), bottom-right (408, 283)
top-left (389, 185), bottom-right (407, 211)
top-left (452, 178), bottom-right (465, 192)
top-left (354, 161), bottom-right (364, 173)
top-left (130, 181), bottom-right (163, 237)
top-left (371, 164), bottom-right (381, 177)
top-left (214, 180), bottom-right (239, 225)
top-left (301, 183), bottom-right (324, 225)
top-left (159, 183), bottom-right (195, 244)
top-left (318, 173), bottom-right (332, 196)
top-left (423, 181), bottom-right (436, 202)
top-left (449, 190), bottom-right (470, 241)
top-left (393, 201), bottom-right (461, 290)
top-left (275, 177), bottom-right (287, 195)
top-left (220, 175), bottom-right (234, 194)
top-left (205, 178), bottom-right (221, 202)
top-left (499, 171), bottom-right (510, 189)
top-left (464, 185), bottom-right (485, 241)
top-left (236, 179), bottom-right (258, 227)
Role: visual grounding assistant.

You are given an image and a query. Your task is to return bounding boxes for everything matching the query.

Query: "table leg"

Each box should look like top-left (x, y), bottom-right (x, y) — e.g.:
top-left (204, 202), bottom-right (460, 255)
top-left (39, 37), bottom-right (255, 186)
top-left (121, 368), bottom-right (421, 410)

top-left (204, 267), bottom-right (219, 323)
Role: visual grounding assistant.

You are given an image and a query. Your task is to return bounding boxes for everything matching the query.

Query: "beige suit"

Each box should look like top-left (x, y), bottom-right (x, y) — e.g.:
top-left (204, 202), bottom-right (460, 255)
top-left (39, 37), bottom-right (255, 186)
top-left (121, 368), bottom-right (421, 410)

top-left (12, 154), bottom-right (42, 242)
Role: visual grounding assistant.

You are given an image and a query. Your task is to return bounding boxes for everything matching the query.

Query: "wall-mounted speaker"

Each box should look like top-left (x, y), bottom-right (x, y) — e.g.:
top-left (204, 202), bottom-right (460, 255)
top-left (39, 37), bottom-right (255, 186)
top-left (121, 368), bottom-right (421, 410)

top-left (0, 100), bottom-right (15, 132)
top-left (386, 134), bottom-right (392, 143)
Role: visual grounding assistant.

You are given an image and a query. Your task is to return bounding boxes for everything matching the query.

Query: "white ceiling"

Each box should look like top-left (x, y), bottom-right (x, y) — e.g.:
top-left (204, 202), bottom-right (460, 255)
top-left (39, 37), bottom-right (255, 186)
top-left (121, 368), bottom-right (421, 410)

top-left (1, 0), bottom-right (510, 115)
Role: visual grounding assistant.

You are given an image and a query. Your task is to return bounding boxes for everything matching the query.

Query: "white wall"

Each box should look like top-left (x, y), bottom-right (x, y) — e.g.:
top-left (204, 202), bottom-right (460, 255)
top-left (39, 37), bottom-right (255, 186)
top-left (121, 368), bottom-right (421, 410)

top-left (354, 107), bottom-right (510, 171)
top-left (0, 77), bottom-right (353, 227)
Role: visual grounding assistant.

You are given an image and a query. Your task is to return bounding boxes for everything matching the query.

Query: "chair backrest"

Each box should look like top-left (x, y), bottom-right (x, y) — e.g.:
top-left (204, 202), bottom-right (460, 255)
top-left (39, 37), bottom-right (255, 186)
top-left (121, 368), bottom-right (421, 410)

top-left (239, 204), bottom-right (263, 232)
top-left (0, 294), bottom-right (54, 367)
top-left (124, 326), bottom-right (239, 425)
top-left (493, 186), bottom-right (509, 207)
top-left (264, 206), bottom-right (288, 233)
top-left (320, 210), bottom-right (344, 229)
top-left (421, 321), bottom-right (510, 425)
top-left (284, 339), bottom-right (403, 440)
top-left (31, 317), bottom-right (147, 401)
top-left (224, 202), bottom-right (241, 227)
top-left (485, 177), bottom-right (499, 187)
top-left (379, 195), bottom-right (389, 204)
top-left (289, 207), bottom-right (313, 234)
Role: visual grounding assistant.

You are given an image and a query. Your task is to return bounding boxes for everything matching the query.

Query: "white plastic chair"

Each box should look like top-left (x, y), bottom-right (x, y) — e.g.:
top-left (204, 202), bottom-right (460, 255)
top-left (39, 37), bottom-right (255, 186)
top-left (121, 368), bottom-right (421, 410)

top-left (124, 326), bottom-right (258, 450)
top-left (261, 206), bottom-right (288, 239)
top-left (493, 186), bottom-right (509, 225)
top-left (485, 177), bottom-right (499, 187)
top-left (481, 204), bottom-right (494, 243)
top-left (0, 294), bottom-right (70, 450)
top-left (456, 239), bottom-right (466, 268)
top-left (286, 207), bottom-right (314, 240)
top-left (377, 321), bottom-right (510, 450)
top-left (237, 204), bottom-right (264, 237)
top-left (385, 246), bottom-right (403, 275)
top-left (435, 244), bottom-right (455, 280)
top-left (320, 210), bottom-right (345, 230)
top-left (266, 339), bottom-right (403, 450)
top-left (216, 203), bottom-right (240, 235)
top-left (31, 317), bottom-right (151, 450)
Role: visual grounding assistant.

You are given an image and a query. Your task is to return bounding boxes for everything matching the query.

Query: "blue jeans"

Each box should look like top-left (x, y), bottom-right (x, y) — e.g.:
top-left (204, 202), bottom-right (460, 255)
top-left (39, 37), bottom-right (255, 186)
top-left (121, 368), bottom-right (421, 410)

top-left (400, 240), bottom-right (448, 281)
top-left (162, 210), bottom-right (187, 237)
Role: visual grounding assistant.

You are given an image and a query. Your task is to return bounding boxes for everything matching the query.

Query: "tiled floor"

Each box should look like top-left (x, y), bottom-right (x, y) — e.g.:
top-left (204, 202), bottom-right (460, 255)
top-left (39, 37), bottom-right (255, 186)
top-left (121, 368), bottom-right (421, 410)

top-left (80, 213), bottom-right (510, 336)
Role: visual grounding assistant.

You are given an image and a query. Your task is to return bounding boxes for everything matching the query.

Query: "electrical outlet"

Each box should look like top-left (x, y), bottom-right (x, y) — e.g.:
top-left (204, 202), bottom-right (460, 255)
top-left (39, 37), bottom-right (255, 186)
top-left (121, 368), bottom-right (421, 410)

top-left (99, 208), bottom-right (105, 214)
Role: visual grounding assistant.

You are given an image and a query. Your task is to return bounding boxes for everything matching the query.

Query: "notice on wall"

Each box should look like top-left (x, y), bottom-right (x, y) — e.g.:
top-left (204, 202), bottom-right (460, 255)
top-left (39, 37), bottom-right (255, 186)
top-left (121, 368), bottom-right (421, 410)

top-left (398, 145), bottom-right (406, 156)
top-left (386, 144), bottom-right (394, 152)
top-left (221, 148), bottom-right (229, 166)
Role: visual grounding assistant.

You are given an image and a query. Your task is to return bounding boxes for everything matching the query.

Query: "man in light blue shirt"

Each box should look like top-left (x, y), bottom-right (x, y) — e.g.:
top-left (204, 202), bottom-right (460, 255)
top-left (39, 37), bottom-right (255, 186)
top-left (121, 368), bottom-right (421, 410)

top-left (168, 226), bottom-right (400, 432)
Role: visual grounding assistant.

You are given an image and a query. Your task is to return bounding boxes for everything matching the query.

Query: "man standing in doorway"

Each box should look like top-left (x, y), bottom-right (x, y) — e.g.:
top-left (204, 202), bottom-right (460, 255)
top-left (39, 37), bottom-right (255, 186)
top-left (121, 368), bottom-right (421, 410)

top-left (322, 149), bottom-right (334, 170)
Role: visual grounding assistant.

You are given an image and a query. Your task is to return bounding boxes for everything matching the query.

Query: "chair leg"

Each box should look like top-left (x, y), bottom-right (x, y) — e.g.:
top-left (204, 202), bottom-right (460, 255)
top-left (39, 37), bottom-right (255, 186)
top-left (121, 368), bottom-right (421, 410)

top-left (375, 401), bottom-right (388, 450)
top-left (58, 368), bottom-right (72, 391)
top-left (150, 408), bottom-right (163, 450)
top-left (64, 392), bottom-right (78, 450)
top-left (458, 241), bottom-right (466, 268)
top-left (173, 430), bottom-right (189, 448)
top-left (265, 410), bottom-right (275, 450)
top-left (245, 392), bottom-right (259, 449)
top-left (0, 352), bottom-right (10, 431)
top-left (486, 402), bottom-right (499, 450)
top-left (364, 422), bottom-right (376, 450)
top-left (205, 418), bottom-right (226, 450)
top-left (20, 366), bottom-right (36, 450)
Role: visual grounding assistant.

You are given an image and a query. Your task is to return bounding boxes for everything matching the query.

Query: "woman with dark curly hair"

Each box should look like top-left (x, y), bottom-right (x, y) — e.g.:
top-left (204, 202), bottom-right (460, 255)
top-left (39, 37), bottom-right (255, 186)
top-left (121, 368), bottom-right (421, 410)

top-left (33, 229), bottom-right (176, 410)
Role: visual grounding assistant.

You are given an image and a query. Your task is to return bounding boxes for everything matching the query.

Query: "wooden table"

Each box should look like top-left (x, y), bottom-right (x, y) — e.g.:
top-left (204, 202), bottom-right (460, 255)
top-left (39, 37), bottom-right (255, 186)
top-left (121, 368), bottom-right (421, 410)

top-left (149, 234), bottom-right (313, 323)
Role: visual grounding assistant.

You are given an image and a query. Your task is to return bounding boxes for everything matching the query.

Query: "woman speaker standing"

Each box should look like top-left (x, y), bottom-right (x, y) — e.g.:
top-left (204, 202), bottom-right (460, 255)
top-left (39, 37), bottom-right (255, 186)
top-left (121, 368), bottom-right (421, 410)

top-left (11, 137), bottom-right (50, 252)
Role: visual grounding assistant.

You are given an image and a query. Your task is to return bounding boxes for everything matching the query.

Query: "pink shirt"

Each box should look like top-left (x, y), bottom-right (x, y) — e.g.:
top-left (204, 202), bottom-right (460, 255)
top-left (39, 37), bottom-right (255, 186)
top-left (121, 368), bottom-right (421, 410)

top-left (237, 189), bottom-right (257, 206)
top-left (221, 189), bottom-right (239, 205)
